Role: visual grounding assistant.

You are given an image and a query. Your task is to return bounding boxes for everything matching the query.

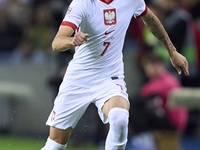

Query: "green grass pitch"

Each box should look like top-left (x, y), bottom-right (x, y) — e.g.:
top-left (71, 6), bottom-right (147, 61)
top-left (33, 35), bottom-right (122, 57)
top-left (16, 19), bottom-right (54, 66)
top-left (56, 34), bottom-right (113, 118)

top-left (0, 135), bottom-right (98, 150)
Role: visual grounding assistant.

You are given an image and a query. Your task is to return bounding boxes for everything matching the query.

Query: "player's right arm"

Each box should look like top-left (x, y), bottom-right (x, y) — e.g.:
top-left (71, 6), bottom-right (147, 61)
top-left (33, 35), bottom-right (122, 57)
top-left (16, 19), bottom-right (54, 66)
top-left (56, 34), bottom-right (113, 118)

top-left (52, 26), bottom-right (88, 52)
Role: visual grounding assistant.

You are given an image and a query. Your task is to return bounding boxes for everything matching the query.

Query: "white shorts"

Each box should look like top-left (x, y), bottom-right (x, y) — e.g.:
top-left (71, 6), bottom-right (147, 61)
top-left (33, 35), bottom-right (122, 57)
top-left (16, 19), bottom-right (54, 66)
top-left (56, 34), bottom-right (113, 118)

top-left (46, 79), bottom-right (129, 130)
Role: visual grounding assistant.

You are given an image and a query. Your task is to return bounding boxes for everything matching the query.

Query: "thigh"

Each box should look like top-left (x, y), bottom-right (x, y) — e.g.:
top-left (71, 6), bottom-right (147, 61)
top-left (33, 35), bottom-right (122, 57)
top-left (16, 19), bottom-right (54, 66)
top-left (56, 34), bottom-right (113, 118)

top-left (46, 85), bottom-right (92, 130)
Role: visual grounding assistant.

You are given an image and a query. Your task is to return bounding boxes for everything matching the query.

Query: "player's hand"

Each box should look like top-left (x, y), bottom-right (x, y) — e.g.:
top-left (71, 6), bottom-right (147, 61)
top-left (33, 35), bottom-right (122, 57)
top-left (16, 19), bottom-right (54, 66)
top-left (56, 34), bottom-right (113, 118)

top-left (71, 32), bottom-right (89, 46)
top-left (170, 51), bottom-right (189, 76)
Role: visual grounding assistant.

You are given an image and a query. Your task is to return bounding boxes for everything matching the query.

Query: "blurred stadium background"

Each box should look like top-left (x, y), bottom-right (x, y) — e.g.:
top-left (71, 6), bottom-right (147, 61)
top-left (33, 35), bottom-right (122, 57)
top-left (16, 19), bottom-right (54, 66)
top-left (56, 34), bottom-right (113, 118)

top-left (0, 0), bottom-right (200, 149)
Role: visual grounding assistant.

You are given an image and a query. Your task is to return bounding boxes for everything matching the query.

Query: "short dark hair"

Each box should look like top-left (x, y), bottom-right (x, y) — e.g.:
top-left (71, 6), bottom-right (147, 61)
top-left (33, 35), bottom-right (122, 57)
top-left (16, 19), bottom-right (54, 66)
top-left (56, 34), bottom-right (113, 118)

top-left (142, 53), bottom-right (164, 67)
top-left (146, 54), bottom-right (164, 64)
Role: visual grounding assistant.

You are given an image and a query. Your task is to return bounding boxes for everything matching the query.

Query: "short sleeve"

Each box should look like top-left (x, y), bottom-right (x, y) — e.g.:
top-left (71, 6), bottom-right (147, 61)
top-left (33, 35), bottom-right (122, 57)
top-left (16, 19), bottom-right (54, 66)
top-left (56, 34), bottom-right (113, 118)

top-left (61, 0), bottom-right (87, 31)
top-left (131, 0), bottom-right (148, 19)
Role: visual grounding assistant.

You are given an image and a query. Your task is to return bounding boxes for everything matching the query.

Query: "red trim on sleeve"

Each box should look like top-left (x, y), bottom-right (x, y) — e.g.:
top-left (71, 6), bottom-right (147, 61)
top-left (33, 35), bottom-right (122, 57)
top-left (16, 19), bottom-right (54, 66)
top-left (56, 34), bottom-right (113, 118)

top-left (61, 21), bottom-right (77, 31)
top-left (136, 5), bottom-right (148, 19)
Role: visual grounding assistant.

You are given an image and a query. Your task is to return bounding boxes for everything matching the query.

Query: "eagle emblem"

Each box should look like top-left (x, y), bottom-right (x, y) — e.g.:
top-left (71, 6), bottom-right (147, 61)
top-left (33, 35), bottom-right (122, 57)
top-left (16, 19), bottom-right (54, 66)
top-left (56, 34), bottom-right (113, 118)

top-left (103, 9), bottom-right (117, 25)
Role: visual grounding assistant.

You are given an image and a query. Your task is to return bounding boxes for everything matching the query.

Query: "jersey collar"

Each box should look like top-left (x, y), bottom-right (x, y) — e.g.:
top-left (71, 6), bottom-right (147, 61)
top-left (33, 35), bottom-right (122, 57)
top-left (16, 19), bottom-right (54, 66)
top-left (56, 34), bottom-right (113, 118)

top-left (99, 0), bottom-right (114, 5)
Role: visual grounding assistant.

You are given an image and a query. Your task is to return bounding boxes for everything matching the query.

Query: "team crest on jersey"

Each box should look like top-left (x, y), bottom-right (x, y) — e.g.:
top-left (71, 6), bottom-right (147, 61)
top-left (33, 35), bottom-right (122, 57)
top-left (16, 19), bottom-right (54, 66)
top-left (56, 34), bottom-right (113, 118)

top-left (103, 9), bottom-right (117, 25)
top-left (67, 7), bottom-right (72, 16)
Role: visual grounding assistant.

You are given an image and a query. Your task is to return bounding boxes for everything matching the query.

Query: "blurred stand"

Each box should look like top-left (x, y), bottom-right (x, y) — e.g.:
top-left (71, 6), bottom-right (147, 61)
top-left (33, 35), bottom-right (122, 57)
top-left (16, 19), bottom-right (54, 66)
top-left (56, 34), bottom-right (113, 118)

top-left (28, 3), bottom-right (53, 54)
top-left (0, 8), bottom-right (23, 62)
top-left (0, 82), bottom-right (33, 133)
top-left (128, 54), bottom-right (188, 150)
top-left (181, 0), bottom-right (200, 88)
top-left (9, 37), bottom-right (45, 64)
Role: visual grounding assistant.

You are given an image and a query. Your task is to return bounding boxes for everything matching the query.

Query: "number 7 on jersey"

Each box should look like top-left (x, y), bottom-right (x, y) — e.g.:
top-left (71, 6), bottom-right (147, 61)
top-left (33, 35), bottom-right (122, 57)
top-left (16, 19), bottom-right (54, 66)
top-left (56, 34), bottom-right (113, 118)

top-left (101, 42), bottom-right (110, 56)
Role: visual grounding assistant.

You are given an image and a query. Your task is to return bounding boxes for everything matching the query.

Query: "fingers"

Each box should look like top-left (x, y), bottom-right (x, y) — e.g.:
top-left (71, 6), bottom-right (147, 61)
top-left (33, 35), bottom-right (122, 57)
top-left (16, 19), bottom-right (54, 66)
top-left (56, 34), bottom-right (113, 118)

top-left (175, 65), bottom-right (182, 75)
top-left (72, 32), bottom-right (89, 46)
top-left (171, 52), bottom-right (190, 76)
top-left (175, 59), bottom-right (189, 76)
top-left (182, 60), bottom-right (189, 76)
top-left (79, 32), bottom-right (89, 41)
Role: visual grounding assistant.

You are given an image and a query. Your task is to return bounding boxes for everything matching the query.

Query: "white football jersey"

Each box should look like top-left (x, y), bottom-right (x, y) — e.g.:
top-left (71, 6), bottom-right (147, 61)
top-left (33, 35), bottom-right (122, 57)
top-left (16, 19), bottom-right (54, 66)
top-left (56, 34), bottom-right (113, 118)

top-left (61, 0), bottom-right (147, 87)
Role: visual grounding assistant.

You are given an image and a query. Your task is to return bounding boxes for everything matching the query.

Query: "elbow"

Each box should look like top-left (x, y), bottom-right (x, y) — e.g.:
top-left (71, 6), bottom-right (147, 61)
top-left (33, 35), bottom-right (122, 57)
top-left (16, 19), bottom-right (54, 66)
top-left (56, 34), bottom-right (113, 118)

top-left (52, 41), bottom-right (57, 52)
top-left (52, 40), bottom-right (64, 52)
top-left (52, 38), bottom-right (60, 51)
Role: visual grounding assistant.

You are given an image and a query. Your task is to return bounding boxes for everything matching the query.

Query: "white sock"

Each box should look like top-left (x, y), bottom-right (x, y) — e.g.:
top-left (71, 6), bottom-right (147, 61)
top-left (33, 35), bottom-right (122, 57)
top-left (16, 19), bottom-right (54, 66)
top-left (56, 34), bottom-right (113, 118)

top-left (105, 107), bottom-right (129, 150)
top-left (41, 137), bottom-right (67, 150)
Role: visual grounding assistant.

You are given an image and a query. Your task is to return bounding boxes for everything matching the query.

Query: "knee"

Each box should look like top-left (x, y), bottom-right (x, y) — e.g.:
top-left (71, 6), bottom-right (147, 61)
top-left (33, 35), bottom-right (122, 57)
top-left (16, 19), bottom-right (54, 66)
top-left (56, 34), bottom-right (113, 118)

top-left (108, 108), bottom-right (129, 131)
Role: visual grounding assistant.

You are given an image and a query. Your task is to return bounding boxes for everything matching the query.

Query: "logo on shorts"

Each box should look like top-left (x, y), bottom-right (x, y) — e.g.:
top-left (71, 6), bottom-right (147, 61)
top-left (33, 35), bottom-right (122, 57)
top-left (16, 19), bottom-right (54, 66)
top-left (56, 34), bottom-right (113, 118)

top-left (51, 111), bottom-right (56, 121)
top-left (67, 7), bottom-right (72, 16)
top-left (116, 84), bottom-right (127, 96)
top-left (103, 9), bottom-right (117, 25)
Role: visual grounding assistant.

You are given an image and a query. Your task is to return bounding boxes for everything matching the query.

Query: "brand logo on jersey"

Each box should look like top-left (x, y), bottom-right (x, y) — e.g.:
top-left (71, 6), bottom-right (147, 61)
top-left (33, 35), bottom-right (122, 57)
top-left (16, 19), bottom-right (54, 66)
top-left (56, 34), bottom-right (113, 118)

top-left (105, 30), bottom-right (115, 35)
top-left (67, 7), bottom-right (72, 16)
top-left (103, 9), bottom-right (117, 25)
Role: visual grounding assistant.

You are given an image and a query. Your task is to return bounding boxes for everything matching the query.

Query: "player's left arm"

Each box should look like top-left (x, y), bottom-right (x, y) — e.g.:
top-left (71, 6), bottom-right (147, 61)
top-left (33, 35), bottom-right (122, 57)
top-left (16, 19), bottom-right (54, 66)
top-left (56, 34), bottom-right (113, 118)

top-left (141, 8), bottom-right (189, 76)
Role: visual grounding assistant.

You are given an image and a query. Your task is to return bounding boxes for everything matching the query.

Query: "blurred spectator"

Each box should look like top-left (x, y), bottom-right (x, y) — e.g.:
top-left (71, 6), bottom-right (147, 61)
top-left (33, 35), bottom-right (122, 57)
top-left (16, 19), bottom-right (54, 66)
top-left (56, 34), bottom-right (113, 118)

top-left (0, 8), bottom-right (23, 62)
top-left (141, 54), bottom-right (188, 132)
top-left (181, 0), bottom-right (200, 86)
top-left (28, 3), bottom-right (53, 53)
top-left (7, 0), bottom-right (32, 26)
top-left (129, 54), bottom-right (188, 150)
top-left (155, 0), bottom-right (193, 54)
top-left (0, 0), bottom-right (7, 7)
top-left (50, 0), bottom-right (68, 31)
top-left (181, 0), bottom-right (200, 20)
top-left (9, 37), bottom-right (44, 64)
